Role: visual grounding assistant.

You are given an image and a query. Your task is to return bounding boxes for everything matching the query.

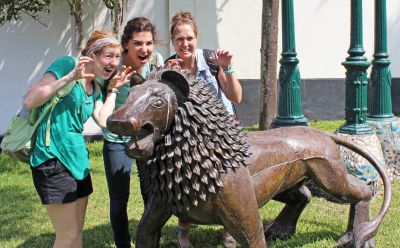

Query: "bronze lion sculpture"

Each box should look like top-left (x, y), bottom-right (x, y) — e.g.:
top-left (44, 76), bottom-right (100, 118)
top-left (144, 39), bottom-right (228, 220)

top-left (106, 69), bottom-right (391, 248)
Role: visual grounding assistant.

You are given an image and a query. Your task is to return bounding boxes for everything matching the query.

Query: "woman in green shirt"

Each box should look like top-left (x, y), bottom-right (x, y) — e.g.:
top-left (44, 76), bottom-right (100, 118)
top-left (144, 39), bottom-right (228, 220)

top-left (23, 30), bottom-right (133, 248)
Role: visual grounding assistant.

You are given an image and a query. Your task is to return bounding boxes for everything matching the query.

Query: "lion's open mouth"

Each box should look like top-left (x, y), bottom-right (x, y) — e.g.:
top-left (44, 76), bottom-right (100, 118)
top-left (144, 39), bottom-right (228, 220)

top-left (125, 123), bottom-right (156, 158)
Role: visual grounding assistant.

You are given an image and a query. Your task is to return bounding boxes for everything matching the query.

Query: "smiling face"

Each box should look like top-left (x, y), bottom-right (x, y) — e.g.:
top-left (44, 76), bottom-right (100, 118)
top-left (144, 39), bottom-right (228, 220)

top-left (124, 31), bottom-right (154, 71)
top-left (92, 46), bottom-right (121, 79)
top-left (172, 24), bottom-right (197, 62)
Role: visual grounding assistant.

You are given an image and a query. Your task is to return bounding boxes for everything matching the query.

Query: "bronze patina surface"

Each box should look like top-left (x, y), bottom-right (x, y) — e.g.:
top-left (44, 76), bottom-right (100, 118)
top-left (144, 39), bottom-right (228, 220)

top-left (107, 69), bottom-right (392, 248)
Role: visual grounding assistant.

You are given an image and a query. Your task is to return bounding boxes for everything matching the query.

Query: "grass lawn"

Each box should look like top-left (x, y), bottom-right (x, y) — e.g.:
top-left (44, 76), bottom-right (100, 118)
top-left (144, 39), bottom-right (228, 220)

top-left (0, 120), bottom-right (399, 247)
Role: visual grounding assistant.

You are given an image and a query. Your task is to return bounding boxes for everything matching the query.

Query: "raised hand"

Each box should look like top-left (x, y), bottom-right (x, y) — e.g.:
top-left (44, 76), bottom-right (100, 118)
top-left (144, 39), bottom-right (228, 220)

top-left (64, 56), bottom-right (95, 82)
top-left (108, 65), bottom-right (136, 89)
top-left (165, 58), bottom-right (184, 69)
top-left (208, 49), bottom-right (233, 69)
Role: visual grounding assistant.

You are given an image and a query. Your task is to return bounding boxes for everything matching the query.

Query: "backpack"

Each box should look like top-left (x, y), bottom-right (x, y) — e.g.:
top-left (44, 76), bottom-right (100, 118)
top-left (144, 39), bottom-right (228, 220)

top-left (0, 80), bottom-right (100, 164)
top-left (166, 49), bottom-right (236, 114)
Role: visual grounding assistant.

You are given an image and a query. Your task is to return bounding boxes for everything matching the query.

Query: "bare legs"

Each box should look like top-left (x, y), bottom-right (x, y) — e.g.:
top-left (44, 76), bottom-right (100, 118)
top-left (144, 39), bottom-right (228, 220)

top-left (46, 196), bottom-right (89, 248)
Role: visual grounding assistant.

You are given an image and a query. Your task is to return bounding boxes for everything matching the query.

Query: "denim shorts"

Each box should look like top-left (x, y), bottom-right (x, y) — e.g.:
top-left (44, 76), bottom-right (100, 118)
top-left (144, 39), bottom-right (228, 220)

top-left (31, 158), bottom-right (93, 205)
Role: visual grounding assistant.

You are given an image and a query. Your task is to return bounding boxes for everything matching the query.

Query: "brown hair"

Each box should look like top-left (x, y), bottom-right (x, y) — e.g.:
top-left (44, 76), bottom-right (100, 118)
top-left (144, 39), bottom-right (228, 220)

top-left (121, 17), bottom-right (158, 53)
top-left (81, 30), bottom-right (120, 56)
top-left (170, 11), bottom-right (198, 40)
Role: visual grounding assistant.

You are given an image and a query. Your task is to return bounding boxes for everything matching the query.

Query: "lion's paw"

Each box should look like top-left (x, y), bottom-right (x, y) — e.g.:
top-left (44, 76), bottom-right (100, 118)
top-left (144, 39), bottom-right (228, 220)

top-left (263, 221), bottom-right (295, 240)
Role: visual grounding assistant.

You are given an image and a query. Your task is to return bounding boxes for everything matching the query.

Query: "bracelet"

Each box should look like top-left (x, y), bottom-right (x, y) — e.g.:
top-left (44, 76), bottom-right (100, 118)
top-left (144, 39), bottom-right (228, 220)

top-left (107, 88), bottom-right (119, 94)
top-left (223, 65), bottom-right (234, 75)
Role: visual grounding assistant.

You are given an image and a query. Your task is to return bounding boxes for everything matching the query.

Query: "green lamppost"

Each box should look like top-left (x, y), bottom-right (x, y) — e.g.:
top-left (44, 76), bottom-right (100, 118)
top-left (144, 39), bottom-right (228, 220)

top-left (367, 0), bottom-right (399, 182)
top-left (339, 0), bottom-right (373, 134)
top-left (368, 0), bottom-right (394, 121)
top-left (273, 0), bottom-right (308, 127)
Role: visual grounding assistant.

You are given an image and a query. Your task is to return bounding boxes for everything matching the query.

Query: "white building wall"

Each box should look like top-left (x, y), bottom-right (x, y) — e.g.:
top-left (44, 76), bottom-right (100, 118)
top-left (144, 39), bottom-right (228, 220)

top-left (1, 0), bottom-right (399, 134)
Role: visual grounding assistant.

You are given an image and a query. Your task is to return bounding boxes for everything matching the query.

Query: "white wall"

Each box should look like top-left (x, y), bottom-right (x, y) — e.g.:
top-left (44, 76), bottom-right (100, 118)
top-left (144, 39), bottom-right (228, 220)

top-left (1, 0), bottom-right (399, 135)
top-left (0, 0), bottom-right (169, 135)
top-left (293, 0), bottom-right (400, 79)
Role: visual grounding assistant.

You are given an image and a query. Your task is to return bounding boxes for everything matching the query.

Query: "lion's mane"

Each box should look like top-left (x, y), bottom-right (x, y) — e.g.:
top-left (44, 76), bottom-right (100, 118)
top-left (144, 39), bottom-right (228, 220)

top-left (142, 69), bottom-right (250, 213)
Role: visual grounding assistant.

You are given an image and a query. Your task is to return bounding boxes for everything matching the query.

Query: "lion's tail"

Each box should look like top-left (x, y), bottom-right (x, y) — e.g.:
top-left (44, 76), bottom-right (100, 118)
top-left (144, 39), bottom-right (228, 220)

top-left (329, 134), bottom-right (392, 247)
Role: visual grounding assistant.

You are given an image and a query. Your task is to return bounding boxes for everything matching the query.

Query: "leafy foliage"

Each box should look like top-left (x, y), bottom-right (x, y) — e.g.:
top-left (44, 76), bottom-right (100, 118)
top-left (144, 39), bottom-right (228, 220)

top-left (0, 0), bottom-right (128, 46)
top-left (0, 0), bottom-right (51, 25)
top-left (102, 0), bottom-right (127, 35)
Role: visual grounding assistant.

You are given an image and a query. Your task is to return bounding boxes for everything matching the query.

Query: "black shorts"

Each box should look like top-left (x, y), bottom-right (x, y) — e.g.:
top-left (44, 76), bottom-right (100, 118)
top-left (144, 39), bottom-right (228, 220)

top-left (31, 158), bottom-right (93, 205)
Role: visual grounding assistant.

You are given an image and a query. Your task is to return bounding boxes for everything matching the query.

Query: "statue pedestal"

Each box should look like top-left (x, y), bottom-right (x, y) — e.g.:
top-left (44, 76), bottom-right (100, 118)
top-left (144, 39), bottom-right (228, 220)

top-left (337, 131), bottom-right (385, 196)
top-left (368, 118), bottom-right (400, 181)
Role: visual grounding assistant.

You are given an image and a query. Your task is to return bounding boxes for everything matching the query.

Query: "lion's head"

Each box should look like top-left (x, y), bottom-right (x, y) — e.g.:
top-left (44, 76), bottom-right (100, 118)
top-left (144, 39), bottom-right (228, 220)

top-left (107, 69), bottom-right (250, 212)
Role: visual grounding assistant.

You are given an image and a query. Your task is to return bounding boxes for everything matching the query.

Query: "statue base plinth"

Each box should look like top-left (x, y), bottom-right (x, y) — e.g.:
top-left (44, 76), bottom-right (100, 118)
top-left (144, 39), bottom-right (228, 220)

top-left (368, 117), bottom-right (400, 181)
top-left (307, 131), bottom-right (384, 202)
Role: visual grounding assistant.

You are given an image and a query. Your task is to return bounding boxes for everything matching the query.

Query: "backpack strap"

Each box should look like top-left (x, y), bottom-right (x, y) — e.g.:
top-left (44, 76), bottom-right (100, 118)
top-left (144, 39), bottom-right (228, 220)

top-left (30, 57), bottom-right (81, 147)
top-left (92, 79), bottom-right (101, 99)
top-left (202, 49), bottom-right (222, 97)
top-left (165, 53), bottom-right (176, 64)
top-left (43, 81), bottom-right (77, 146)
top-left (165, 50), bottom-right (237, 115)
top-left (202, 49), bottom-right (219, 77)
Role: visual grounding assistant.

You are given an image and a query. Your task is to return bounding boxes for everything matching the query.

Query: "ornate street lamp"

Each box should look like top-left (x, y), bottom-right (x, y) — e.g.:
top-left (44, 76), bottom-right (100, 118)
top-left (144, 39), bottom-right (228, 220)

top-left (273, 0), bottom-right (308, 127)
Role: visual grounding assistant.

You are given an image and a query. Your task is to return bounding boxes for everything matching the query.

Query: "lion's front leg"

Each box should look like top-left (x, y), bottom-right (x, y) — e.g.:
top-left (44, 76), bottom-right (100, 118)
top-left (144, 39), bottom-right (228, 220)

top-left (136, 196), bottom-right (172, 248)
top-left (216, 166), bottom-right (266, 248)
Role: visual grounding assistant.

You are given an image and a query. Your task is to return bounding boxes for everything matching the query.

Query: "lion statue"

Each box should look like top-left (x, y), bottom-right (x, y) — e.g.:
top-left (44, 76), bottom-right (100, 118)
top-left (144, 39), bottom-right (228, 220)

top-left (106, 69), bottom-right (391, 248)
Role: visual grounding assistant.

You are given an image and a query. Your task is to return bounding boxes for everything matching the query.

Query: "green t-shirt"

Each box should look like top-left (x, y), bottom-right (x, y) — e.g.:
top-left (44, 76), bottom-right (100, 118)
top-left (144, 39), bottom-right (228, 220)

top-left (29, 56), bottom-right (102, 180)
top-left (100, 52), bottom-right (164, 143)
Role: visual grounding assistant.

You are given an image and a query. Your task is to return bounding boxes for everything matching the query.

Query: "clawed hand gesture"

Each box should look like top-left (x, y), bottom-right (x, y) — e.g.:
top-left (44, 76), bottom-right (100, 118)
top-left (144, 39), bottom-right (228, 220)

top-left (165, 49), bottom-right (233, 70)
top-left (208, 49), bottom-right (233, 69)
top-left (64, 56), bottom-right (96, 82)
top-left (165, 58), bottom-right (184, 69)
top-left (64, 57), bottom-right (135, 89)
top-left (109, 65), bottom-right (136, 89)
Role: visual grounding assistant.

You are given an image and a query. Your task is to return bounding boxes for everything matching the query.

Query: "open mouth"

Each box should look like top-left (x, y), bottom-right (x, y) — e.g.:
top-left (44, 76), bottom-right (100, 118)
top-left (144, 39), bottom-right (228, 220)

top-left (138, 54), bottom-right (149, 64)
top-left (104, 67), bottom-right (115, 75)
top-left (125, 123), bottom-right (156, 158)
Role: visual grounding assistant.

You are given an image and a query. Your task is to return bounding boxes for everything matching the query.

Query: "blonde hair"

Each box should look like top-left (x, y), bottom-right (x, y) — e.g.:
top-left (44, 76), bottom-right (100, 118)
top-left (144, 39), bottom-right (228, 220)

top-left (81, 30), bottom-right (120, 56)
top-left (170, 11), bottom-right (199, 40)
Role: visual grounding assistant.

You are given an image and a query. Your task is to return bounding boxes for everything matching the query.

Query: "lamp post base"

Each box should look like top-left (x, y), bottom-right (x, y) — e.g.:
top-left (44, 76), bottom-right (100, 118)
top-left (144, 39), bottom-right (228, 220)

top-left (272, 116), bottom-right (309, 128)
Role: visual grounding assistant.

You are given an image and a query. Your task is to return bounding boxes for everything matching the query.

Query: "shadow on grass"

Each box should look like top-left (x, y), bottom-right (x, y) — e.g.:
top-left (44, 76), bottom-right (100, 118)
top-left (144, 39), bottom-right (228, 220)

top-left (6, 204), bottom-right (351, 248)
top-left (17, 234), bottom-right (55, 248)
top-left (16, 220), bottom-right (139, 248)
top-left (267, 230), bottom-right (339, 248)
top-left (159, 225), bottom-right (225, 247)
top-left (160, 224), bottom-right (341, 248)
top-left (16, 220), bottom-right (213, 248)
top-left (0, 178), bottom-right (351, 248)
top-left (148, 218), bottom-right (343, 248)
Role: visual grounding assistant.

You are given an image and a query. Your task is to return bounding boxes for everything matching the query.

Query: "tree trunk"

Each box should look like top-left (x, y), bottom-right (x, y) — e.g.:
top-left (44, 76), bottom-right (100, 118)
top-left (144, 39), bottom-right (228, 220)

top-left (259, 0), bottom-right (279, 130)
top-left (114, 0), bottom-right (124, 35)
top-left (104, 0), bottom-right (125, 35)
top-left (68, 0), bottom-right (83, 50)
